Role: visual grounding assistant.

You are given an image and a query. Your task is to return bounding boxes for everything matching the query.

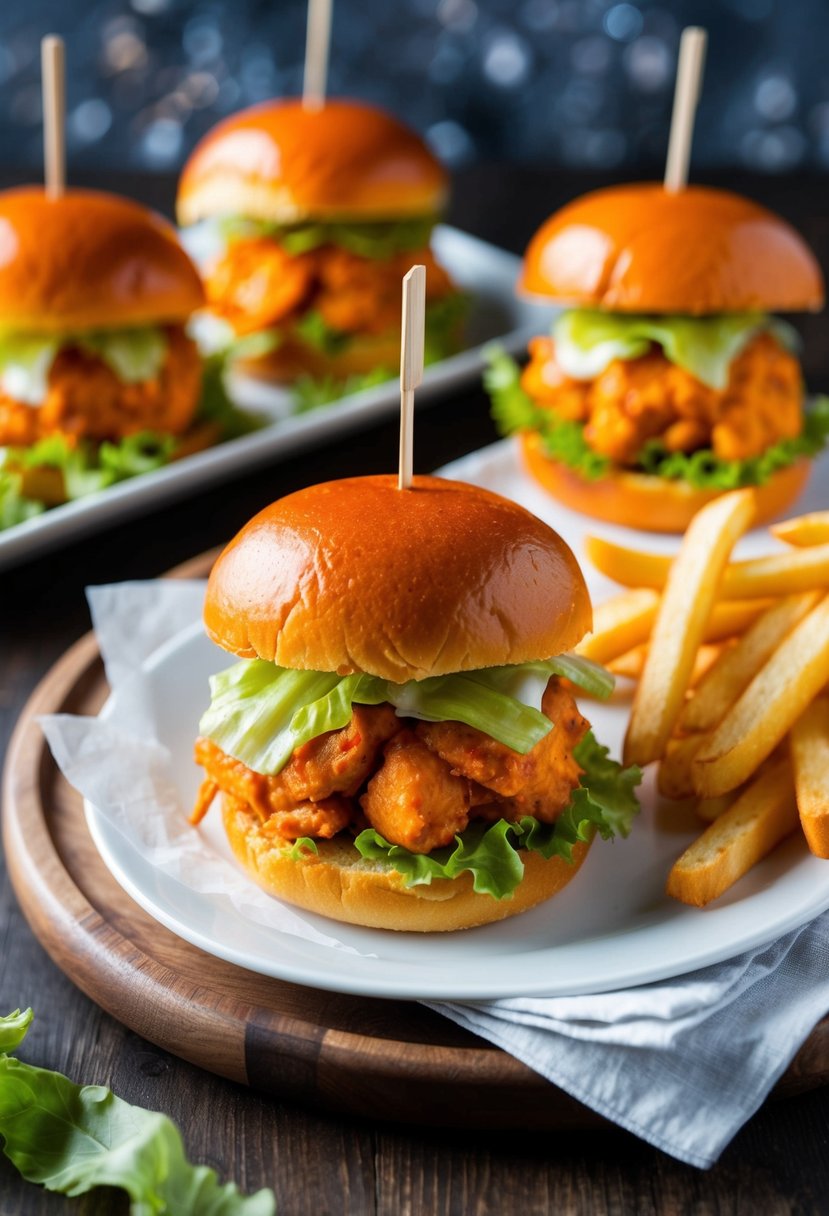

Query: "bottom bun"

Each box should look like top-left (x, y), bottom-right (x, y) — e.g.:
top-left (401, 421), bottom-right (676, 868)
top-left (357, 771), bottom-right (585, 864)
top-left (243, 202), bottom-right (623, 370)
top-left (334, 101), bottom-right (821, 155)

top-left (223, 798), bottom-right (592, 932)
top-left (236, 330), bottom-right (402, 383)
top-left (521, 432), bottom-right (812, 534)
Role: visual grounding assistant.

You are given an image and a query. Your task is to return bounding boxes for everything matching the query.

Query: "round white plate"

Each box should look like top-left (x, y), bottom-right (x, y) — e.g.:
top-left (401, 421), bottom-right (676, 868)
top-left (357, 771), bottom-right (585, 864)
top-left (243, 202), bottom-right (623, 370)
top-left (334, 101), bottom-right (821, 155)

top-left (84, 439), bottom-right (829, 999)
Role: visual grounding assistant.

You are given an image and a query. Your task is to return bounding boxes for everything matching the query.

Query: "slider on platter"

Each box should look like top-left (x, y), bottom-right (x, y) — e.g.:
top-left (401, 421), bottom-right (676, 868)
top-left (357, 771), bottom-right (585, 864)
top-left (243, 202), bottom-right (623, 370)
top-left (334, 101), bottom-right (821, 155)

top-left (176, 99), bottom-right (465, 400)
top-left (0, 187), bottom-right (216, 527)
top-left (191, 474), bottom-right (640, 932)
top-left (487, 183), bottom-right (826, 532)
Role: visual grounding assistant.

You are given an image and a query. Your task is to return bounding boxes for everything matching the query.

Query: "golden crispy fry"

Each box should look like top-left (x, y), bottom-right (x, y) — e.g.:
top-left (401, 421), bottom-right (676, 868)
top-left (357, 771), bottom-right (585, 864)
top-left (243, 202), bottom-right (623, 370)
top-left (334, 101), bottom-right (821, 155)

top-left (771, 511), bottom-right (829, 548)
top-left (694, 793), bottom-right (737, 823)
top-left (18, 465), bottom-right (66, 506)
top-left (691, 595), bottom-right (829, 797)
top-left (623, 490), bottom-right (756, 767)
top-left (790, 697), bottom-right (829, 859)
top-left (666, 758), bottom-right (799, 907)
top-left (679, 592), bottom-right (821, 734)
top-left (585, 535), bottom-right (829, 599)
top-left (612, 643), bottom-right (723, 685)
top-left (658, 734), bottom-right (705, 800)
top-left (703, 600), bottom-right (772, 641)
top-left (574, 588), bottom-right (659, 664)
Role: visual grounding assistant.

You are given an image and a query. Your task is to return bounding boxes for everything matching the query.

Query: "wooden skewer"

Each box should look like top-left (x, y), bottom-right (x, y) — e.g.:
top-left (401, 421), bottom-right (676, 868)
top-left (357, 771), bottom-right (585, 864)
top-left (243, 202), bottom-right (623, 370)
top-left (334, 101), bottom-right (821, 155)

top-left (398, 265), bottom-right (426, 491)
top-left (41, 35), bottom-right (66, 199)
top-left (664, 27), bottom-right (707, 194)
top-left (303, 0), bottom-right (333, 111)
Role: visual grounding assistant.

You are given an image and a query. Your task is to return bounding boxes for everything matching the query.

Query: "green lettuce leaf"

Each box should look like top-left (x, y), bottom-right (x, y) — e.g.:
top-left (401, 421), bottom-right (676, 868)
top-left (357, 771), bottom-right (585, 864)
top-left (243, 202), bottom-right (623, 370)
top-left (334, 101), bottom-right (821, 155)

top-left (0, 470), bottom-right (45, 528)
top-left (218, 214), bottom-right (437, 259)
top-left (485, 348), bottom-right (829, 489)
top-left (289, 293), bottom-right (466, 410)
top-left (1, 432), bottom-right (176, 502)
top-left (201, 655), bottom-right (615, 777)
top-left (0, 327), bottom-right (169, 404)
top-left (0, 1009), bottom-right (274, 1214)
top-left (554, 309), bottom-right (780, 390)
top-left (0, 1010), bottom-right (33, 1054)
top-left (355, 730), bottom-right (641, 899)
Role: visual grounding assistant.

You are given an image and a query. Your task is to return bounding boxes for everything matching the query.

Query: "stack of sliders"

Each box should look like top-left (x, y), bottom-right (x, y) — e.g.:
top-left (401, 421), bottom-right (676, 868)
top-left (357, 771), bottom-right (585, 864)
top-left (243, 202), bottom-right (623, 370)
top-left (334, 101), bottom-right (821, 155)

top-left (0, 187), bottom-right (215, 530)
top-left (486, 183), bottom-right (826, 532)
top-left (176, 99), bottom-right (465, 405)
top-left (190, 474), bottom-right (641, 932)
top-left (574, 494), bottom-right (829, 905)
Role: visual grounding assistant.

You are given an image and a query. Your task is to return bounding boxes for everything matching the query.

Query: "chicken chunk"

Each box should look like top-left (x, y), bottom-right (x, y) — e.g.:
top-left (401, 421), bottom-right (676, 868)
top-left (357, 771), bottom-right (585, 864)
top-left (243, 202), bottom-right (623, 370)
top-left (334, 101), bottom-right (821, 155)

top-left (417, 678), bottom-right (589, 824)
top-left (279, 703), bottom-right (401, 802)
top-left (0, 325), bottom-right (201, 447)
top-left (360, 729), bottom-right (471, 853)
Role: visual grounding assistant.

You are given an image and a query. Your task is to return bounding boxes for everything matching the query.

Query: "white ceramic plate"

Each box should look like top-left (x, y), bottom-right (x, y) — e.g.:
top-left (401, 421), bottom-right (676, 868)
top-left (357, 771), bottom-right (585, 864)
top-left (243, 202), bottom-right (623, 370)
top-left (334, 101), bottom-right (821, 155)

top-left (83, 440), bottom-right (829, 999)
top-left (0, 226), bottom-right (552, 573)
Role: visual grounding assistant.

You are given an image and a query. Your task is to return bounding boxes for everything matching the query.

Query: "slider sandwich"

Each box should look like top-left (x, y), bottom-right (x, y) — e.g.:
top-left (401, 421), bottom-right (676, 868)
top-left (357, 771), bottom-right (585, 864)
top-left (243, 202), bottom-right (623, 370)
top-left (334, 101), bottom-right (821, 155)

top-left (488, 184), bottom-right (826, 532)
top-left (192, 474), bottom-right (640, 932)
top-left (0, 187), bottom-right (208, 527)
top-left (177, 99), bottom-right (464, 401)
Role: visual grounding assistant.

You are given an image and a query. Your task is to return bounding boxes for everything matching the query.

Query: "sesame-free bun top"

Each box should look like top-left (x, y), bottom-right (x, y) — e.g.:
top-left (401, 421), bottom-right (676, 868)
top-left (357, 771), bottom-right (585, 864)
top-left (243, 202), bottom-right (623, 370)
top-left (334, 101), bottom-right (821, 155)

top-left (0, 187), bottom-right (205, 333)
top-left (204, 474), bottom-right (592, 683)
top-left (521, 183), bottom-right (824, 315)
top-left (177, 98), bottom-right (448, 226)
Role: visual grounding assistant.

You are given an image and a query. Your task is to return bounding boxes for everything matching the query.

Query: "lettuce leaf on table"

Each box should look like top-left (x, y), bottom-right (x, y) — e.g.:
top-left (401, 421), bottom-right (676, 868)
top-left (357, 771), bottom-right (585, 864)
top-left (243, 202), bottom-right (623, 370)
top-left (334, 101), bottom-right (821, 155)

top-left (0, 1010), bottom-right (275, 1214)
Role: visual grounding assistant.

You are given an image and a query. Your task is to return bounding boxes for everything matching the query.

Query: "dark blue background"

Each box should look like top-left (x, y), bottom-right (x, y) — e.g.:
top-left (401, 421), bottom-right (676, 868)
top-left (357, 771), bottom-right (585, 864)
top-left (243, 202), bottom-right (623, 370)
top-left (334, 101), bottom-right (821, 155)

top-left (1, 0), bottom-right (827, 175)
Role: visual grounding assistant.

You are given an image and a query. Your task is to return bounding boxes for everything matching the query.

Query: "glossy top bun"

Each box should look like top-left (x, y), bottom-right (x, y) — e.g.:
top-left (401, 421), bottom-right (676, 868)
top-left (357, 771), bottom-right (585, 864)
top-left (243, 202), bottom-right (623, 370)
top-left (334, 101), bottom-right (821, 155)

top-left (0, 187), bottom-right (204, 332)
top-left (177, 98), bottom-right (448, 226)
top-left (521, 183), bottom-right (824, 315)
top-left (205, 474), bottom-right (592, 682)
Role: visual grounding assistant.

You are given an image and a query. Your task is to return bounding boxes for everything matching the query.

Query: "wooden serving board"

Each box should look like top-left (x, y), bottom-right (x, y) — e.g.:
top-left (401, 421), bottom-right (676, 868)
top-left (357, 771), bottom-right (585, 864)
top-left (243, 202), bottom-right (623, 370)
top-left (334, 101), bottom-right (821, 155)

top-left (4, 553), bottom-right (829, 1131)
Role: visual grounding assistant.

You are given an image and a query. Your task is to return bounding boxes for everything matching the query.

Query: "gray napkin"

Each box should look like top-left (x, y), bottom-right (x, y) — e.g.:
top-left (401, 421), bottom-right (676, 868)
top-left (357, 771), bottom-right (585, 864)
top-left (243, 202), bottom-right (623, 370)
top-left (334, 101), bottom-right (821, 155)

top-left (430, 916), bottom-right (829, 1167)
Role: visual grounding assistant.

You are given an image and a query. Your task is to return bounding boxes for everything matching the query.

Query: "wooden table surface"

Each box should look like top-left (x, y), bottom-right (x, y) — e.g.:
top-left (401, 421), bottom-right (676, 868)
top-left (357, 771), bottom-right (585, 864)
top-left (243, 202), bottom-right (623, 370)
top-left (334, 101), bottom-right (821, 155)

top-left (2, 167), bottom-right (829, 1214)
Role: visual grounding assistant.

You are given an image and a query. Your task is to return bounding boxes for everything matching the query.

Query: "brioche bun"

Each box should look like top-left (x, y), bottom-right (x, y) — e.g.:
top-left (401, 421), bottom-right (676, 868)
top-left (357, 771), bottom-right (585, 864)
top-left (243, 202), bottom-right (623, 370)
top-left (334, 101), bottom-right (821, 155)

top-left (521, 183), bottom-right (824, 315)
top-left (178, 98), bottom-right (447, 227)
top-left (205, 473), bottom-right (592, 682)
top-left (520, 432), bottom-right (812, 533)
top-left (223, 798), bottom-right (592, 932)
top-left (0, 187), bottom-right (204, 332)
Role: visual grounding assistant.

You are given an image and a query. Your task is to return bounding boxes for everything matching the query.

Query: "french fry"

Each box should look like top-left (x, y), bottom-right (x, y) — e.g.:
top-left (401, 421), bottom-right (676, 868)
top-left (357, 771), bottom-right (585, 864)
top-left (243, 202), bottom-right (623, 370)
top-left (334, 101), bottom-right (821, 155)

top-left (608, 644), bottom-right (649, 681)
top-left (623, 489), bottom-right (756, 767)
top-left (691, 595), bottom-right (829, 797)
top-left (666, 758), bottom-right (799, 907)
top-left (694, 793), bottom-right (736, 823)
top-left (574, 588), bottom-right (659, 664)
top-left (18, 465), bottom-right (66, 506)
top-left (658, 734), bottom-right (705, 800)
top-left (679, 592), bottom-right (820, 734)
top-left (790, 697), bottom-right (829, 859)
top-left (585, 535), bottom-right (829, 599)
top-left (704, 599), bottom-right (772, 641)
top-left (771, 511), bottom-right (829, 548)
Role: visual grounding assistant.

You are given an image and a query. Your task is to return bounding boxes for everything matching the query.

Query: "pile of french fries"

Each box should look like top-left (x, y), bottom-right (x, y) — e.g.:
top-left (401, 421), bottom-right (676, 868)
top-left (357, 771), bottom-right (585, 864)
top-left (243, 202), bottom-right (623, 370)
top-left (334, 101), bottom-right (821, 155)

top-left (575, 490), bottom-right (829, 908)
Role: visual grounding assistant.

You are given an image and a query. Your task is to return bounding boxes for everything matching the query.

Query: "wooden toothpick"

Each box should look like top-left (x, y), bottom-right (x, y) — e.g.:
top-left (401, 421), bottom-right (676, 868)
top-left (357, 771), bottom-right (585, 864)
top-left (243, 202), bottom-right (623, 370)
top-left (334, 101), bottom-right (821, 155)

top-left (303, 0), bottom-right (333, 111)
top-left (664, 27), bottom-right (707, 194)
top-left (398, 265), bottom-right (426, 491)
top-left (41, 35), bottom-right (66, 199)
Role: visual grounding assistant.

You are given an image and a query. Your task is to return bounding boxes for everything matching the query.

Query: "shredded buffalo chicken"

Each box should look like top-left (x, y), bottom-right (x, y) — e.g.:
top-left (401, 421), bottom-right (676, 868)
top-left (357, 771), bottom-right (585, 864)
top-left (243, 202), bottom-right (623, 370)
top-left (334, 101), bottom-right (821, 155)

top-left (0, 325), bottom-right (201, 447)
top-left (192, 677), bottom-right (590, 853)
top-left (205, 240), bottom-right (454, 338)
top-left (521, 330), bottom-right (802, 464)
